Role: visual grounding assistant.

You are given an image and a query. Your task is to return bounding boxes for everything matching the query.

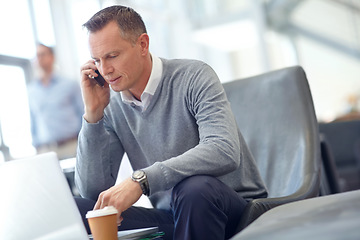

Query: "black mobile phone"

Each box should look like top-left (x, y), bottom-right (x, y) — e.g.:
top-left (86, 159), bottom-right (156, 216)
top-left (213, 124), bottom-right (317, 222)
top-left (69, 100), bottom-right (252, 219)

top-left (94, 69), bottom-right (105, 87)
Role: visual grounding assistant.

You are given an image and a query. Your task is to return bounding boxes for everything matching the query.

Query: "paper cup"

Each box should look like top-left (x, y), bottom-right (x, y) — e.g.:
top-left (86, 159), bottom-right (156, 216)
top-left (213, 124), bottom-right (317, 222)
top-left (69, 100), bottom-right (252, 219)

top-left (86, 206), bottom-right (118, 240)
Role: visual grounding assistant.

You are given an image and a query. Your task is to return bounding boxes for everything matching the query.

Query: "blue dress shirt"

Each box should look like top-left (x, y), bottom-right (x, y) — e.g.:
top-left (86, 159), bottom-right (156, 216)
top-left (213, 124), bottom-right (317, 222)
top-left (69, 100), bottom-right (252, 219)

top-left (27, 75), bottom-right (84, 147)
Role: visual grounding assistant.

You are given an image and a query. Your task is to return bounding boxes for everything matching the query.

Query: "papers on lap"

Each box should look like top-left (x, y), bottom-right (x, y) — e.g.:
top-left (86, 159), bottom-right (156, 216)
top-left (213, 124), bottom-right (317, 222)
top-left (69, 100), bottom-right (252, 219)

top-left (88, 227), bottom-right (162, 240)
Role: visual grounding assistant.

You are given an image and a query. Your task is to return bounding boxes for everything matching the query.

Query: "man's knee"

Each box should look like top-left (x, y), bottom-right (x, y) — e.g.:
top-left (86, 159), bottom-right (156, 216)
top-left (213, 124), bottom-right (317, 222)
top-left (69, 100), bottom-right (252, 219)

top-left (171, 175), bottom-right (221, 208)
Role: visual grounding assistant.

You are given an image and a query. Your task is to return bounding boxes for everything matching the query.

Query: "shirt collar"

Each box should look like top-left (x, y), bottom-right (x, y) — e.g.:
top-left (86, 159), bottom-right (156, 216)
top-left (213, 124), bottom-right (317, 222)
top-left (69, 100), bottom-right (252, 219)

top-left (143, 54), bottom-right (162, 96)
top-left (36, 74), bottom-right (58, 87)
top-left (121, 55), bottom-right (163, 106)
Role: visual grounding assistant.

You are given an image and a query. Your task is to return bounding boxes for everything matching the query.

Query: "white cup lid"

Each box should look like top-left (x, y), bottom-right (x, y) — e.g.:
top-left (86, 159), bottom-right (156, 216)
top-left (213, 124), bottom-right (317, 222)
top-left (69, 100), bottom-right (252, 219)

top-left (86, 206), bottom-right (118, 218)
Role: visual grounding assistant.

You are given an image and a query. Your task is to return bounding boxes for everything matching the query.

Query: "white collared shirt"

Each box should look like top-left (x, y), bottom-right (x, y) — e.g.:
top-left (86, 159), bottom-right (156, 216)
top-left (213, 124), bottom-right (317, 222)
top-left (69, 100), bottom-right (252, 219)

top-left (121, 55), bottom-right (163, 111)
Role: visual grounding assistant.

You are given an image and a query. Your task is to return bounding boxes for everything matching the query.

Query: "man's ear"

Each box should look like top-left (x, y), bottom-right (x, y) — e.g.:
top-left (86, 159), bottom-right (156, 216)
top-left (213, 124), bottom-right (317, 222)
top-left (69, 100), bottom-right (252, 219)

top-left (138, 33), bottom-right (149, 56)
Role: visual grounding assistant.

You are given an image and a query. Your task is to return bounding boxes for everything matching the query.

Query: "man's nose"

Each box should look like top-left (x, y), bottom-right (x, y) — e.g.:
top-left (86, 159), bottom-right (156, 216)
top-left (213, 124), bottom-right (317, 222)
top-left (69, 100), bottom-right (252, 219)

top-left (98, 62), bottom-right (114, 79)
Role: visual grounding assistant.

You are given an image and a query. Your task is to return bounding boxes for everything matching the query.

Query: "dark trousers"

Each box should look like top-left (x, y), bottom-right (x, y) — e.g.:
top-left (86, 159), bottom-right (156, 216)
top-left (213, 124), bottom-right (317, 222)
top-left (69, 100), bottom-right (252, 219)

top-left (75, 175), bottom-right (248, 240)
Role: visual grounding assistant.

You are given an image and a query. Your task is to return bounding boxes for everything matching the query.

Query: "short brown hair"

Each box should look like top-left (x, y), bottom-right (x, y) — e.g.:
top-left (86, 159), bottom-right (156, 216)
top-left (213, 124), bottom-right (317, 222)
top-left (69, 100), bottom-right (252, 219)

top-left (83, 5), bottom-right (147, 45)
top-left (37, 43), bottom-right (54, 55)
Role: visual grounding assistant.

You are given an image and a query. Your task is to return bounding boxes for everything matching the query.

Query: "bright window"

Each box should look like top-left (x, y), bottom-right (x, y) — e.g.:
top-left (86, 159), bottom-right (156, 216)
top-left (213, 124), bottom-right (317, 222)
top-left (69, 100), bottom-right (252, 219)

top-left (0, 0), bottom-right (35, 59)
top-left (0, 65), bottom-right (35, 159)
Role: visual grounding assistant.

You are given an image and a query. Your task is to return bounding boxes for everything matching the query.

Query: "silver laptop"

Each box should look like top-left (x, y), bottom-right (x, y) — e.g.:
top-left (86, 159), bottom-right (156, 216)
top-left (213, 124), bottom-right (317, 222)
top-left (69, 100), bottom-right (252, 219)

top-left (0, 152), bottom-right (89, 240)
top-left (0, 152), bottom-right (161, 240)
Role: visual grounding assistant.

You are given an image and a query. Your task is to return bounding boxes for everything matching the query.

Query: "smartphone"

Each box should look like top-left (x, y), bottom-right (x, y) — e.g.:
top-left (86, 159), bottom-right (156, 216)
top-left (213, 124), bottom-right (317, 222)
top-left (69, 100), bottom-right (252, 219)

top-left (94, 69), bottom-right (106, 87)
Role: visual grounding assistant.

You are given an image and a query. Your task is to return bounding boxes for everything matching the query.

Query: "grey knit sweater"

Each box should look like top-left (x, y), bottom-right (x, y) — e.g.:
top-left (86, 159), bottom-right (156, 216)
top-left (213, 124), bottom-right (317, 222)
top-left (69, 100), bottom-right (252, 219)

top-left (75, 58), bottom-right (267, 209)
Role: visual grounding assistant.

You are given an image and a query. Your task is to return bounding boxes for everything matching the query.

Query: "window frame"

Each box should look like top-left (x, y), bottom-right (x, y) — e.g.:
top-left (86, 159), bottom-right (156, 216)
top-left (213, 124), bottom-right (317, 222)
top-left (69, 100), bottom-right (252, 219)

top-left (0, 54), bottom-right (33, 161)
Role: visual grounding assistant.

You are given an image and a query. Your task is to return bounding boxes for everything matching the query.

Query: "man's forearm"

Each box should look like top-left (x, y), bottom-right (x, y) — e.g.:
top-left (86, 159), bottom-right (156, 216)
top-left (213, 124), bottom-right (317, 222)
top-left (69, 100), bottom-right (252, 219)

top-left (75, 118), bottom-right (123, 200)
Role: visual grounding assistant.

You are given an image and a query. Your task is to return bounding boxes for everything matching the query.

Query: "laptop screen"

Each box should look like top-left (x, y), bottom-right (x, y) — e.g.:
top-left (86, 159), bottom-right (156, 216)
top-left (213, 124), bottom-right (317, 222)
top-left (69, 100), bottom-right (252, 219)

top-left (0, 152), bottom-right (88, 239)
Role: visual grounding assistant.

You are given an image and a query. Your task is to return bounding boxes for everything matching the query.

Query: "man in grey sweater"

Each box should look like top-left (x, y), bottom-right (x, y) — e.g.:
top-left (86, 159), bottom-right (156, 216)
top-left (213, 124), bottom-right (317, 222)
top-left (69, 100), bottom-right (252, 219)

top-left (76, 5), bottom-right (267, 240)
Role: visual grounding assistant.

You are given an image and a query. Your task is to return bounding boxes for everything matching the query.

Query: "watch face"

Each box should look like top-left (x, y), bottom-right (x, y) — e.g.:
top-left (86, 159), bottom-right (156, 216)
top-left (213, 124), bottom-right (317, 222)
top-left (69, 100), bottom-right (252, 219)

top-left (132, 170), bottom-right (149, 196)
top-left (133, 170), bottom-right (144, 179)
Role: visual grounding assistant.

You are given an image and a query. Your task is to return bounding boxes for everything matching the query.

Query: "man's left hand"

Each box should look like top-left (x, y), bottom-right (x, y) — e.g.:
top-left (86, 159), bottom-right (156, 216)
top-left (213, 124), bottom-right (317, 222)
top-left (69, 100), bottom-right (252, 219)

top-left (94, 177), bottom-right (143, 225)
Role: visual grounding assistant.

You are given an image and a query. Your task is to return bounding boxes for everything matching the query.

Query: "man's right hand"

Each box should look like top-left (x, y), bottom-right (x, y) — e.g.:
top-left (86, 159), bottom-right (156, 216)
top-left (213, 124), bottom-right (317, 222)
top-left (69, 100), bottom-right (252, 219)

top-left (80, 60), bottom-right (110, 123)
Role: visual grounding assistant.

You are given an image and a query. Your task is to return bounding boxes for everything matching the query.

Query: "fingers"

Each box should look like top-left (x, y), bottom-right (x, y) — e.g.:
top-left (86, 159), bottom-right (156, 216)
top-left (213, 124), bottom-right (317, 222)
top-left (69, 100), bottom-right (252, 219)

top-left (93, 191), bottom-right (107, 210)
top-left (94, 190), bottom-right (124, 226)
top-left (80, 60), bottom-right (97, 73)
top-left (94, 180), bottom-right (142, 227)
top-left (80, 60), bottom-right (99, 82)
top-left (93, 197), bottom-right (101, 210)
top-left (93, 198), bottom-right (100, 210)
top-left (117, 215), bottom-right (124, 226)
top-left (94, 189), bottom-right (121, 210)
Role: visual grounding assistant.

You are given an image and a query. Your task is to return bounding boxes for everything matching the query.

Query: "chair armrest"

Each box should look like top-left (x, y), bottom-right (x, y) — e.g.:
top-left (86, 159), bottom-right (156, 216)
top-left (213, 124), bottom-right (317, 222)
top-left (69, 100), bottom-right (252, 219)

top-left (237, 171), bottom-right (320, 231)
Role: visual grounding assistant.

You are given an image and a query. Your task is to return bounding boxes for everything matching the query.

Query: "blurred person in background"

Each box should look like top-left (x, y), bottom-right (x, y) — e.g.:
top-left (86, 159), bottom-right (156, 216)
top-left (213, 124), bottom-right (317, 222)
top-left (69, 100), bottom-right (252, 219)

top-left (27, 43), bottom-right (84, 159)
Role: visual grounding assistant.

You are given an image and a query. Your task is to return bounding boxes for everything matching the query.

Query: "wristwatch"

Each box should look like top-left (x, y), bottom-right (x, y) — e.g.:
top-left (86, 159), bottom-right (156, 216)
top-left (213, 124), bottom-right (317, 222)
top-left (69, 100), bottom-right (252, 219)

top-left (131, 170), bottom-right (150, 196)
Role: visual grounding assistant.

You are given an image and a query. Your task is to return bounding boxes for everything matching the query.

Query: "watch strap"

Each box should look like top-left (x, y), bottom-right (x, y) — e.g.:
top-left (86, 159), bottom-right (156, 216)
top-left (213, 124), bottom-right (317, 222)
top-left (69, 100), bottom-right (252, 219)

top-left (132, 170), bottom-right (150, 196)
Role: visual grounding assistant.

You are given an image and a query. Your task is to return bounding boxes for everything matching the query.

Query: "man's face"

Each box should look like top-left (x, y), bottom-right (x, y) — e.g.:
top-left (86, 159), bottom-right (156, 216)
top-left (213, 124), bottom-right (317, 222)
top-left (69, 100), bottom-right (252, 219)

top-left (89, 21), bottom-right (146, 93)
top-left (36, 45), bottom-right (54, 72)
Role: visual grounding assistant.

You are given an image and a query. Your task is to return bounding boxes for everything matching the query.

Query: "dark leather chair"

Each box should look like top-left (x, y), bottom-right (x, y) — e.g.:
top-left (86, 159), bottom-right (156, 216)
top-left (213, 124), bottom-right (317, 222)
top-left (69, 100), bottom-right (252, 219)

top-left (319, 134), bottom-right (342, 195)
top-left (231, 190), bottom-right (360, 240)
top-left (223, 66), bottom-right (321, 233)
top-left (319, 120), bottom-right (360, 191)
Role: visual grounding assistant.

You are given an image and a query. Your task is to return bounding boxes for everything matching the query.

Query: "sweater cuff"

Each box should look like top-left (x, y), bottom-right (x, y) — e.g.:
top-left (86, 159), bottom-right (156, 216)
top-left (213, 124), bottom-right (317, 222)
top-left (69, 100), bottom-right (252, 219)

top-left (143, 162), bottom-right (169, 195)
top-left (81, 116), bottom-right (104, 134)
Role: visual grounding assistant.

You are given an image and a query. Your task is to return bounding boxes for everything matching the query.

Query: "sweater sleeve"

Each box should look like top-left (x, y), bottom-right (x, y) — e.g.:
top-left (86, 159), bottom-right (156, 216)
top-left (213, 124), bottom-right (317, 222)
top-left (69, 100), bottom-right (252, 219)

top-left (75, 117), bottom-right (124, 200)
top-left (144, 63), bottom-right (242, 195)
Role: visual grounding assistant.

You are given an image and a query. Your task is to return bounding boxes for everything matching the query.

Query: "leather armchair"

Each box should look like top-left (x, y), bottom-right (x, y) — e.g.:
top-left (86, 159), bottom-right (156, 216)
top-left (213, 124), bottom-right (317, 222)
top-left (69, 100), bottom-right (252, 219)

top-left (319, 120), bottom-right (360, 191)
top-left (231, 190), bottom-right (360, 240)
top-left (223, 66), bottom-right (321, 232)
top-left (319, 134), bottom-right (342, 195)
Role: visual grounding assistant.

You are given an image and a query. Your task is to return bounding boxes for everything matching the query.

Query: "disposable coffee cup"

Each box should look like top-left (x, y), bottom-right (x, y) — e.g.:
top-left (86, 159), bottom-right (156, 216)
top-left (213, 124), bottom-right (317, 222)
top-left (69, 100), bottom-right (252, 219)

top-left (86, 206), bottom-right (118, 240)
